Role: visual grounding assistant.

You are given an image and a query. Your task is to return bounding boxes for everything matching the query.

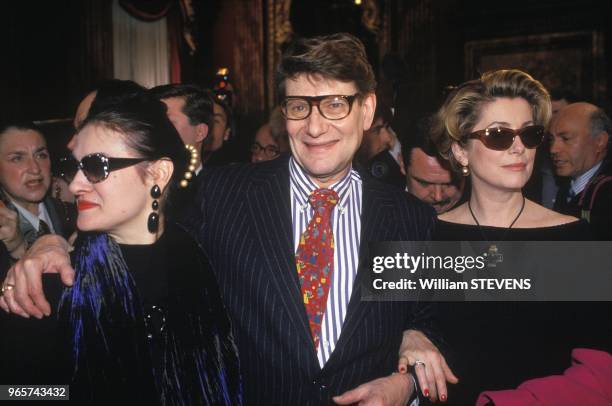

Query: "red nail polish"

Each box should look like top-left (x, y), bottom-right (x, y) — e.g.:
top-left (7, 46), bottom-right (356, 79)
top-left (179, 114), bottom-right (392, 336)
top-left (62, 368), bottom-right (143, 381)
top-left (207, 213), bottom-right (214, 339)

top-left (399, 366), bottom-right (406, 373)
top-left (441, 394), bottom-right (447, 402)
top-left (424, 389), bottom-right (430, 397)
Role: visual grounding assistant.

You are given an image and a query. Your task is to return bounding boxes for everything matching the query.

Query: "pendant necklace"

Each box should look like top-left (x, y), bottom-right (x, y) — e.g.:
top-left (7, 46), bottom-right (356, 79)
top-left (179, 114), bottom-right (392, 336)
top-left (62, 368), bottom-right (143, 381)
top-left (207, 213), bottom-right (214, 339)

top-left (468, 196), bottom-right (525, 265)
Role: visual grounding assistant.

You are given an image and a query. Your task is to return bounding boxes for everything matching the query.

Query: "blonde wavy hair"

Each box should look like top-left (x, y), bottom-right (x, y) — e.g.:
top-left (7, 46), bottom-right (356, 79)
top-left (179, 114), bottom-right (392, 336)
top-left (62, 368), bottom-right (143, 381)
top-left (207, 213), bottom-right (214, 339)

top-left (431, 69), bottom-right (551, 171)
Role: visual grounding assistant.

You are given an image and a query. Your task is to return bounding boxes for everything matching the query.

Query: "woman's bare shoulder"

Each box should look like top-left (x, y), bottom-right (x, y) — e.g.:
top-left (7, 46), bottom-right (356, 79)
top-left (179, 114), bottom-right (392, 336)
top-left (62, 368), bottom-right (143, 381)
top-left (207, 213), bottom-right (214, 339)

top-left (522, 200), bottom-right (579, 227)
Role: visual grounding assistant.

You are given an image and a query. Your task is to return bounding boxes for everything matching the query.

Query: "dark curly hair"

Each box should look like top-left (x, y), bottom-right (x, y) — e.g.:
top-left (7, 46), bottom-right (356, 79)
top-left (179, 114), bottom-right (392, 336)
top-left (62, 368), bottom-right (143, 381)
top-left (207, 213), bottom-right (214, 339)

top-left (276, 32), bottom-right (377, 100)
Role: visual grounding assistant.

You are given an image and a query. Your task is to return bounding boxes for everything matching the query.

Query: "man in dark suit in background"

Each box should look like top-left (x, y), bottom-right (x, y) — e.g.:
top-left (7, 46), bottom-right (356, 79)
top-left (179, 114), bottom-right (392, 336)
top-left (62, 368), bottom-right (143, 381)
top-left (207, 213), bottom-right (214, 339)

top-left (0, 122), bottom-right (74, 268)
top-left (150, 84), bottom-right (213, 175)
top-left (1, 33), bottom-right (455, 404)
top-left (401, 116), bottom-right (465, 214)
top-left (551, 102), bottom-right (612, 239)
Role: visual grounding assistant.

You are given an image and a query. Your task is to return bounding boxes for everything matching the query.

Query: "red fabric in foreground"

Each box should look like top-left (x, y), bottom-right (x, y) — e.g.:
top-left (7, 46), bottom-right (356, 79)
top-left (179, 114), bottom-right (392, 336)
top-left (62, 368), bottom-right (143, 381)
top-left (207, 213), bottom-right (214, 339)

top-left (476, 348), bottom-right (612, 406)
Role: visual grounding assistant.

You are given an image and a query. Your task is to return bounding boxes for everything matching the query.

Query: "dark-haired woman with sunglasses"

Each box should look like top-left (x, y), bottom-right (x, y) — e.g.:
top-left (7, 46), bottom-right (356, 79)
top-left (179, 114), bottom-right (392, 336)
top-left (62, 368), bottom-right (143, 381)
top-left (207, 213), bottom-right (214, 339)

top-left (428, 69), bottom-right (605, 404)
top-left (0, 94), bottom-right (242, 405)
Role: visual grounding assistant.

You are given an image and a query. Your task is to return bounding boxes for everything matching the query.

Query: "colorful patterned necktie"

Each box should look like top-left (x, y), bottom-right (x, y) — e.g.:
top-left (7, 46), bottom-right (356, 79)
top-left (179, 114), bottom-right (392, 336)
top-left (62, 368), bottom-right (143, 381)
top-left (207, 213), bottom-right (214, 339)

top-left (295, 188), bottom-right (339, 350)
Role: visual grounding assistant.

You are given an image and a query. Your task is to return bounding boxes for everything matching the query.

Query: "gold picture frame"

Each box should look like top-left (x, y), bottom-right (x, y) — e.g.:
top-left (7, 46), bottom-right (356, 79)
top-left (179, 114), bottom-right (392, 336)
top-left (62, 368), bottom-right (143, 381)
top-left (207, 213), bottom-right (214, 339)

top-left (465, 31), bottom-right (606, 102)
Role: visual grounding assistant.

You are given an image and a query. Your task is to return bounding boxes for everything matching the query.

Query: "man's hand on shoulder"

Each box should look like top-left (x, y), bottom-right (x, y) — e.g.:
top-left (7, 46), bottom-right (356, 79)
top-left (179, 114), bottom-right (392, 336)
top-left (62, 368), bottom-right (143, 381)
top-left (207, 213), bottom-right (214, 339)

top-left (0, 234), bottom-right (74, 318)
top-left (333, 372), bottom-right (414, 406)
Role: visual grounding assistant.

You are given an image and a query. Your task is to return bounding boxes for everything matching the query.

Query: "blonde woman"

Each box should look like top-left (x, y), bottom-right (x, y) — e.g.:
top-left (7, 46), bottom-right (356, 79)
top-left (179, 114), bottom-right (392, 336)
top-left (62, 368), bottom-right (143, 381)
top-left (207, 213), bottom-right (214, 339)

top-left (430, 70), bottom-right (609, 404)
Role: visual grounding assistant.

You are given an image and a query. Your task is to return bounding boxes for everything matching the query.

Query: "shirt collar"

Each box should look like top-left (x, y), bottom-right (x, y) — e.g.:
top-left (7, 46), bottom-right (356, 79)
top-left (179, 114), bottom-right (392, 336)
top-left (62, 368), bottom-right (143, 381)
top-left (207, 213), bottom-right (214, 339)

top-left (289, 156), bottom-right (356, 210)
top-left (10, 199), bottom-right (51, 231)
top-left (571, 160), bottom-right (603, 195)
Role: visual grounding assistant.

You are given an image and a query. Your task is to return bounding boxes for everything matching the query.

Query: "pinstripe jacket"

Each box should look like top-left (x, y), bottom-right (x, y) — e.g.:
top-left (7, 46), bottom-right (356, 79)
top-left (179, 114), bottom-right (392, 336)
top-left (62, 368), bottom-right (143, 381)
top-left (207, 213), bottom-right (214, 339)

top-left (183, 155), bottom-right (437, 405)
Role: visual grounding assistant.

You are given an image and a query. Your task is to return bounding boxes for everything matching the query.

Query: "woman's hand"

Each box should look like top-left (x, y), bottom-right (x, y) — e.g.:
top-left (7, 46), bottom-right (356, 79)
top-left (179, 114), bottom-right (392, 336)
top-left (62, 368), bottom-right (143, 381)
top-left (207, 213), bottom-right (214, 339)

top-left (397, 329), bottom-right (458, 402)
top-left (0, 234), bottom-right (74, 318)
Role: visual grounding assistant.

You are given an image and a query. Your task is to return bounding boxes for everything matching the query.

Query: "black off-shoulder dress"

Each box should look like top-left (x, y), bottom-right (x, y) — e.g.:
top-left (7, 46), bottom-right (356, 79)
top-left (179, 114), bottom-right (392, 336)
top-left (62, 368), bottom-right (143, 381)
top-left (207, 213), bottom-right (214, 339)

top-left (434, 219), bottom-right (611, 405)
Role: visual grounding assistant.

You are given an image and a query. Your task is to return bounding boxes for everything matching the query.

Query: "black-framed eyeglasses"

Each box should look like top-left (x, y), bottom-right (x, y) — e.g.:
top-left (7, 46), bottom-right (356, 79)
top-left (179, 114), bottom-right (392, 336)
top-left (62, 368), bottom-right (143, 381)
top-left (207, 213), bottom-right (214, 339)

top-left (281, 94), bottom-right (360, 120)
top-left (58, 153), bottom-right (148, 184)
top-left (468, 125), bottom-right (544, 151)
top-left (250, 142), bottom-right (280, 158)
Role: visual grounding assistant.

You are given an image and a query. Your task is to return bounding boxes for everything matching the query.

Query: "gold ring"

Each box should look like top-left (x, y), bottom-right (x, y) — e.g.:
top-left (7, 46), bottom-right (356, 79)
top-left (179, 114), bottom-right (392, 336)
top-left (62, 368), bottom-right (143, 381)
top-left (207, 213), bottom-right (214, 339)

top-left (1, 283), bottom-right (15, 295)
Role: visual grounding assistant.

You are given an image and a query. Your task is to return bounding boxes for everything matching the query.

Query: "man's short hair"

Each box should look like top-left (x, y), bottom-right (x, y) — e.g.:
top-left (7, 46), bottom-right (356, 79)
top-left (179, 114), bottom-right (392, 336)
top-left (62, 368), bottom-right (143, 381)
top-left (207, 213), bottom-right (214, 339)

top-left (88, 80), bottom-right (146, 119)
top-left (213, 98), bottom-right (233, 136)
top-left (589, 108), bottom-right (612, 149)
top-left (276, 33), bottom-right (376, 100)
top-left (400, 115), bottom-right (460, 184)
top-left (400, 115), bottom-right (438, 168)
top-left (373, 101), bottom-right (393, 126)
top-left (150, 84), bottom-right (214, 131)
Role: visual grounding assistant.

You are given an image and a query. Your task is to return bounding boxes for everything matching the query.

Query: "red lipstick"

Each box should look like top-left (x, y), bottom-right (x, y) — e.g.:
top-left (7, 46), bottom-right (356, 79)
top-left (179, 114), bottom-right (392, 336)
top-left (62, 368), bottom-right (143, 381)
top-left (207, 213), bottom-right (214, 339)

top-left (77, 200), bottom-right (98, 211)
top-left (502, 163), bottom-right (526, 171)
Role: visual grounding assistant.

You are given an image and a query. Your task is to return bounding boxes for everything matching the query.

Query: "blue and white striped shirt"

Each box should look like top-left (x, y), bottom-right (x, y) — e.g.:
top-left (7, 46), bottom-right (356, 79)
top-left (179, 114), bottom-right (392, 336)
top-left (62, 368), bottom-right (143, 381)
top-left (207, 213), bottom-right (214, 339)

top-left (289, 157), bottom-right (363, 367)
top-left (571, 160), bottom-right (603, 196)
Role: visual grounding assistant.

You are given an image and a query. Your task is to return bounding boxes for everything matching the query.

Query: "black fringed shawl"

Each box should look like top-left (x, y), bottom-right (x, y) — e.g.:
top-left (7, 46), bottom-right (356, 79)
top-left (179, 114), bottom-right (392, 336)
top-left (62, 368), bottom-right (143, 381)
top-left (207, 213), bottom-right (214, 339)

top-left (59, 224), bottom-right (242, 405)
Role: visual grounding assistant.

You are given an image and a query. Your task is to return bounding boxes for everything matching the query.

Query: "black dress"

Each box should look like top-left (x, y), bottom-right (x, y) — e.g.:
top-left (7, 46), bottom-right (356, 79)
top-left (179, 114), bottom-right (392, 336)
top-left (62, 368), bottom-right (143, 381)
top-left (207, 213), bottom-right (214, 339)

top-left (434, 219), bottom-right (611, 405)
top-left (0, 224), bottom-right (242, 405)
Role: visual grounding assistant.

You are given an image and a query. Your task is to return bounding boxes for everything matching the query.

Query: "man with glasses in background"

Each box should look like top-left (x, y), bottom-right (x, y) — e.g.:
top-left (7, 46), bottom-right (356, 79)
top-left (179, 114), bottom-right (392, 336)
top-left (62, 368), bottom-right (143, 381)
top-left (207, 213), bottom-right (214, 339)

top-left (251, 107), bottom-right (289, 163)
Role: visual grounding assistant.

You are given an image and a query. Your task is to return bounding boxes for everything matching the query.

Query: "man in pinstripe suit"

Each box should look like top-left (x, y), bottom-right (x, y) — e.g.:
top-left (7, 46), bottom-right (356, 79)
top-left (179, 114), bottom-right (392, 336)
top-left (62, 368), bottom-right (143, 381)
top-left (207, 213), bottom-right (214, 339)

top-left (185, 33), bottom-right (446, 405)
top-left (3, 33), bottom-right (451, 404)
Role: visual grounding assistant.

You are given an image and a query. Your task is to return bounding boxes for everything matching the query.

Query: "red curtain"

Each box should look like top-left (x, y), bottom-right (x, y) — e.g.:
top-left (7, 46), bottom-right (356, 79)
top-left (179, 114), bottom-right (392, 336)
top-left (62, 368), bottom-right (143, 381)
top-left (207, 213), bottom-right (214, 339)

top-left (119, 0), bottom-right (172, 21)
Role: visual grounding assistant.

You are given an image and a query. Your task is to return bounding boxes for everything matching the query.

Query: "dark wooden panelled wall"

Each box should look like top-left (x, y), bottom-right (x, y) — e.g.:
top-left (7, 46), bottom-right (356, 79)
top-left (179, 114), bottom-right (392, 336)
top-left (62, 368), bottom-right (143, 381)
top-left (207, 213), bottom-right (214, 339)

top-left (1, 0), bottom-right (112, 123)
top-left (392, 0), bottom-right (611, 120)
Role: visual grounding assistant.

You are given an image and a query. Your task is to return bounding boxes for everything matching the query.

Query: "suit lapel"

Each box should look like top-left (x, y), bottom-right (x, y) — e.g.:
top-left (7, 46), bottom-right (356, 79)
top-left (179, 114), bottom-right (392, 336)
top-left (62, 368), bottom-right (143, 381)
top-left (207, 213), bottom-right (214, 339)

top-left (325, 178), bottom-right (400, 368)
top-left (44, 197), bottom-right (64, 236)
top-left (17, 211), bottom-right (38, 245)
top-left (245, 158), bottom-right (320, 367)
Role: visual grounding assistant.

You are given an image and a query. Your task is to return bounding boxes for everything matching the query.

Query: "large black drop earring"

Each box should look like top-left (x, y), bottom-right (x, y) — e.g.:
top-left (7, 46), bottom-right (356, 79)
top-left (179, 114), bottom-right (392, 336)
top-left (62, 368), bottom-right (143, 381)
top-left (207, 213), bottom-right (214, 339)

top-left (148, 184), bottom-right (161, 233)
